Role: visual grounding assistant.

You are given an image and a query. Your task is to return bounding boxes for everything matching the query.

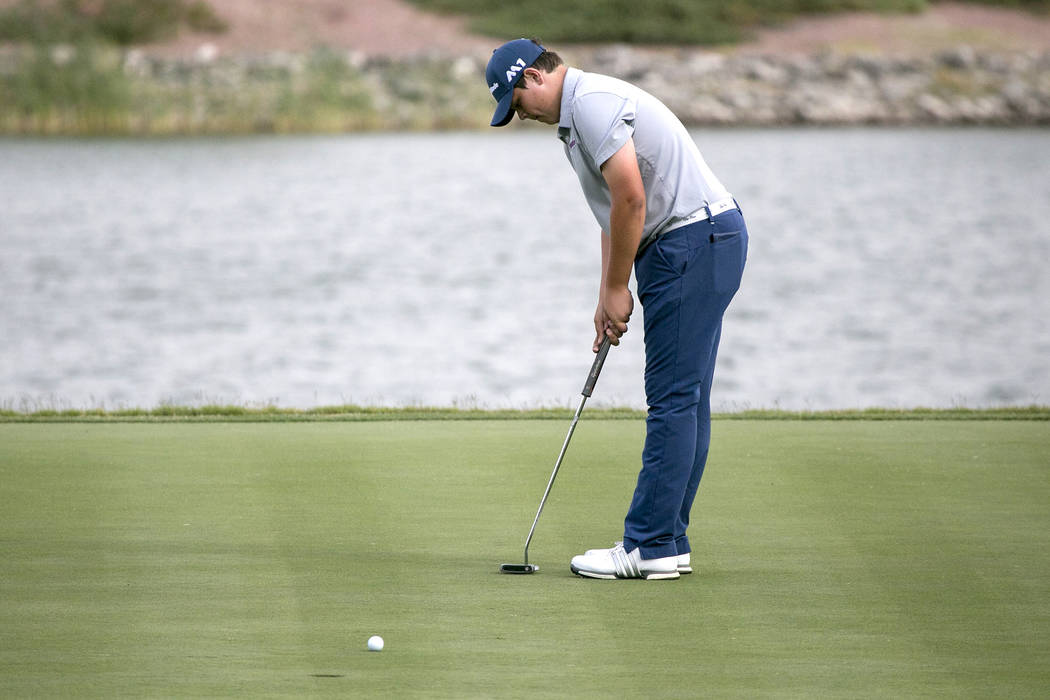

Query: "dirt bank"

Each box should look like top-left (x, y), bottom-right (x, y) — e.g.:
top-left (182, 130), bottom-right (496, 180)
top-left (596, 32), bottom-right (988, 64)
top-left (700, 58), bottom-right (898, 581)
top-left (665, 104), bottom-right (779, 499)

top-left (142, 1), bottom-right (1050, 58)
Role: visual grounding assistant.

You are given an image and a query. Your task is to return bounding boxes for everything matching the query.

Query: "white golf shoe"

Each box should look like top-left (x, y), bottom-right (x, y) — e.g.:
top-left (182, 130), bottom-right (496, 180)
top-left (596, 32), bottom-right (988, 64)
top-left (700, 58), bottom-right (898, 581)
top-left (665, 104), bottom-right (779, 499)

top-left (584, 541), bottom-right (693, 574)
top-left (571, 542), bottom-right (680, 580)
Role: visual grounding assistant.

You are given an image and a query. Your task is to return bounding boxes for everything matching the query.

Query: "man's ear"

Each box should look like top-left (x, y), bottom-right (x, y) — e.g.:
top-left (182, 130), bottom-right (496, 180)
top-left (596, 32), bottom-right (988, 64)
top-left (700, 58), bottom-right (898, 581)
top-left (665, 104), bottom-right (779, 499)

top-left (522, 67), bottom-right (544, 86)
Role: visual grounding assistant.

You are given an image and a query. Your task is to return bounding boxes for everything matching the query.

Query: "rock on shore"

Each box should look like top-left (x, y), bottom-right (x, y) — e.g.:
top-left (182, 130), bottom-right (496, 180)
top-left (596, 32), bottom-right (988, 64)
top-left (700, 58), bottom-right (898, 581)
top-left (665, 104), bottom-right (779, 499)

top-left (572, 45), bottom-right (1050, 126)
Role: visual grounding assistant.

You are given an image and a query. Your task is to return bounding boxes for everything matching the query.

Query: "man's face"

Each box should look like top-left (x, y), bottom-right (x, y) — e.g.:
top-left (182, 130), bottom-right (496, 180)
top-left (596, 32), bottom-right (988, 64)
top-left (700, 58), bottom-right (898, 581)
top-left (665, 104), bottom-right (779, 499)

top-left (510, 72), bottom-right (558, 124)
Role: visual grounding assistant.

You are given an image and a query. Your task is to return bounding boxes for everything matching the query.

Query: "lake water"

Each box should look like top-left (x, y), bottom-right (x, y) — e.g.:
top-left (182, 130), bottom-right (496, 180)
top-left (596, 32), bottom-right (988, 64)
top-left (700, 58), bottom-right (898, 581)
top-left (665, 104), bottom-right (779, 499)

top-left (2, 129), bottom-right (1048, 411)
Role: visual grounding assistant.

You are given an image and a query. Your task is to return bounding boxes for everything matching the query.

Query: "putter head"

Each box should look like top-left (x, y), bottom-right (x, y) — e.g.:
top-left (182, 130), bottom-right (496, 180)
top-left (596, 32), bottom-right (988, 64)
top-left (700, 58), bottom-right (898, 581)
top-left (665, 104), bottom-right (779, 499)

top-left (500, 563), bottom-right (538, 574)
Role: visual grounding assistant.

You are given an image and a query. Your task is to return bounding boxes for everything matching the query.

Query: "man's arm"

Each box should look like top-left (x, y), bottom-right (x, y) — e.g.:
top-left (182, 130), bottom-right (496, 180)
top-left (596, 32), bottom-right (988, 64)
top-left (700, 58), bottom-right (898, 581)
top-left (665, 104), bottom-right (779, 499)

top-left (595, 137), bottom-right (645, 348)
top-left (593, 230), bottom-right (611, 352)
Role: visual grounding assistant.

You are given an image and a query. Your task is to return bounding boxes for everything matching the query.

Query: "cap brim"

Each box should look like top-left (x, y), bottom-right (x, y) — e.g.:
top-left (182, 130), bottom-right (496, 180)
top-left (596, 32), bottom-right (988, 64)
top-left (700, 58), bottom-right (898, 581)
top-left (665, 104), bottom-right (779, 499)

top-left (490, 90), bottom-right (515, 127)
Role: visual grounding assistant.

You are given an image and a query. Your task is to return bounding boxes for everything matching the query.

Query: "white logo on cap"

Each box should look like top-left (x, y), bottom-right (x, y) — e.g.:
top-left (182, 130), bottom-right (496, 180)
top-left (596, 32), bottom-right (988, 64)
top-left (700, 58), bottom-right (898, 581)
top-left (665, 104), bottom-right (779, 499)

top-left (505, 58), bottom-right (527, 83)
top-left (489, 82), bottom-right (499, 94)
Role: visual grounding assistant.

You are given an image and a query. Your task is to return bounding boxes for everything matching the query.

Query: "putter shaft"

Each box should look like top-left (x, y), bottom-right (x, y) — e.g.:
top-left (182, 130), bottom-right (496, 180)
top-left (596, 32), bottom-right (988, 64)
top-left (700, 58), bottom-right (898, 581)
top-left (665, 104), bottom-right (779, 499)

top-left (521, 393), bottom-right (588, 566)
top-left (518, 337), bottom-right (611, 567)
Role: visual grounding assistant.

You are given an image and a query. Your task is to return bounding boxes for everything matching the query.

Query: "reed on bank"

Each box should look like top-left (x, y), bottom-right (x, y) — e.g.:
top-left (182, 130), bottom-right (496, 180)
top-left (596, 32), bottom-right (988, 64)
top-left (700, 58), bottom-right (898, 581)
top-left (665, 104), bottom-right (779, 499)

top-left (2, 403), bottom-right (1047, 422)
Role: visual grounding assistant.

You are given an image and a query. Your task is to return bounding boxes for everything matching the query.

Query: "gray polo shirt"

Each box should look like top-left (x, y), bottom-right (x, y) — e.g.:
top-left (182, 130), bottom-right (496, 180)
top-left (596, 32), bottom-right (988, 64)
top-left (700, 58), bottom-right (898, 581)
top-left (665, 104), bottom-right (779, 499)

top-left (557, 67), bottom-right (731, 250)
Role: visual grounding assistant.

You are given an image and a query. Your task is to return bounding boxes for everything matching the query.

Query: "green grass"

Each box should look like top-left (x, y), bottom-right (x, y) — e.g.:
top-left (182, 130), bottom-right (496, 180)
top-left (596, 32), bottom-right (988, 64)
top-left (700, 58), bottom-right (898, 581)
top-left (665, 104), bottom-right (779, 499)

top-left (1, 419), bottom-right (1048, 697)
top-left (2, 404), bottom-right (1048, 422)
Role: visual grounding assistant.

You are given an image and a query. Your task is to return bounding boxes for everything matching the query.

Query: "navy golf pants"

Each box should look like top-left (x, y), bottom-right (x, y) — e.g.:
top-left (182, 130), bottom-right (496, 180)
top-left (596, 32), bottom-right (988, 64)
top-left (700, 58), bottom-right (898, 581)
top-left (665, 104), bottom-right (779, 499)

top-left (624, 206), bottom-right (748, 561)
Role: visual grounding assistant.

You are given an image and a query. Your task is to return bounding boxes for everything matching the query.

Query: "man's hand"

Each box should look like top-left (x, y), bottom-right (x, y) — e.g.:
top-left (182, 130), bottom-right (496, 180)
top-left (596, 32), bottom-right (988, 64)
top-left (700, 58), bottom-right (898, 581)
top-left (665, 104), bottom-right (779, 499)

top-left (595, 284), bottom-right (633, 349)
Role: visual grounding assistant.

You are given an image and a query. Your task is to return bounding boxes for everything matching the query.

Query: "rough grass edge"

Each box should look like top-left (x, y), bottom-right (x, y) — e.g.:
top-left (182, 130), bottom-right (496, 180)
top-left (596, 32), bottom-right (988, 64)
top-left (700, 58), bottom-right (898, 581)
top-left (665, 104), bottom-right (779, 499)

top-left (1, 405), bottom-right (1047, 423)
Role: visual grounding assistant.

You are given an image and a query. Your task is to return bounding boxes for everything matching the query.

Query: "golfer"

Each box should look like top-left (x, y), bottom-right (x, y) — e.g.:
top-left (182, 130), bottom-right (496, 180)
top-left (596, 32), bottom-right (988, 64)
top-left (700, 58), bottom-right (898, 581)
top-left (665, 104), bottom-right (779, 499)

top-left (486, 39), bottom-right (748, 580)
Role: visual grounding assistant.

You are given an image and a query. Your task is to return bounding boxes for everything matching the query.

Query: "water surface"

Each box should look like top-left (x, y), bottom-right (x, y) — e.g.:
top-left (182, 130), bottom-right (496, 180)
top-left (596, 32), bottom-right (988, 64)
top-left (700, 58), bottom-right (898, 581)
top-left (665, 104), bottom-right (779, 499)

top-left (2, 129), bottom-right (1047, 410)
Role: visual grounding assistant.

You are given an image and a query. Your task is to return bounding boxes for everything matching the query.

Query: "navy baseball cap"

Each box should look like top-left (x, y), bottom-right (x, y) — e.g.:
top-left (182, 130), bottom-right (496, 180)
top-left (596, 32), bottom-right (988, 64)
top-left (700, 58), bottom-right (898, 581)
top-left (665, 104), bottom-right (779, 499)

top-left (486, 38), bottom-right (545, 127)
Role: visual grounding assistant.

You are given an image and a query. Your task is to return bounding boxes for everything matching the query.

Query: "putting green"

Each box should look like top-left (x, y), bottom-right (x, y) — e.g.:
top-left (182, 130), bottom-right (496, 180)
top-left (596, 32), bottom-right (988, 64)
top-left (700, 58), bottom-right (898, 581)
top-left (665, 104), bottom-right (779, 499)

top-left (1, 420), bottom-right (1047, 697)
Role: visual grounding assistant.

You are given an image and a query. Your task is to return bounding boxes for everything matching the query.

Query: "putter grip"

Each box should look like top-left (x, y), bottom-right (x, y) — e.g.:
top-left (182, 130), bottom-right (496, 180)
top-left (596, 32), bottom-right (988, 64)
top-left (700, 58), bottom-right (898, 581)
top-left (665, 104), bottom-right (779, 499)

top-left (582, 337), bottom-right (612, 397)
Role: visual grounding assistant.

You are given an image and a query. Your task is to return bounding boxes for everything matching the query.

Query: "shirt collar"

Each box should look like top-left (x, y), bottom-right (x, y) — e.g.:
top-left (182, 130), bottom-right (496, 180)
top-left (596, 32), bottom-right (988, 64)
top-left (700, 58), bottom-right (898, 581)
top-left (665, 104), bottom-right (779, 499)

top-left (557, 67), bottom-right (582, 142)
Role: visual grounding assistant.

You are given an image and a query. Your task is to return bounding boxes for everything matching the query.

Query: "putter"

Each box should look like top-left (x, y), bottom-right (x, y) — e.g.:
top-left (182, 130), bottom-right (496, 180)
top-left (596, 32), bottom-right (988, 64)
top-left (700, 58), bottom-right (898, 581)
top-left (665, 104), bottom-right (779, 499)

top-left (500, 336), bottom-right (613, 574)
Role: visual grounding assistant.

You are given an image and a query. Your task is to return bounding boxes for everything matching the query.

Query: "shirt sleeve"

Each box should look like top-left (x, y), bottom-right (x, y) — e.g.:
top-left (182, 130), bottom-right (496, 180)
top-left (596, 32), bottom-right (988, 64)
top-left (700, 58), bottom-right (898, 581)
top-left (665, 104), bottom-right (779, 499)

top-left (572, 92), bottom-right (636, 171)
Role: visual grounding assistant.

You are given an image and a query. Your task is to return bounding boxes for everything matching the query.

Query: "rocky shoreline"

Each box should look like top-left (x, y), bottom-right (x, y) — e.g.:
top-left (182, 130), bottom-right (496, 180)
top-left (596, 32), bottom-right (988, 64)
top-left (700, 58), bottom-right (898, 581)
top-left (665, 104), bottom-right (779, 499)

top-left (575, 45), bottom-right (1050, 126)
top-left (2, 44), bottom-right (1048, 133)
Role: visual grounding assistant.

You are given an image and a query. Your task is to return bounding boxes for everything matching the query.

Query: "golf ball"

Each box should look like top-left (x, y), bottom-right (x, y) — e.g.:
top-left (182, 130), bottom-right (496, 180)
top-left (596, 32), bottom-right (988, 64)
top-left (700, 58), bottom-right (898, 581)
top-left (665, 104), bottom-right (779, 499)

top-left (367, 635), bottom-right (384, 652)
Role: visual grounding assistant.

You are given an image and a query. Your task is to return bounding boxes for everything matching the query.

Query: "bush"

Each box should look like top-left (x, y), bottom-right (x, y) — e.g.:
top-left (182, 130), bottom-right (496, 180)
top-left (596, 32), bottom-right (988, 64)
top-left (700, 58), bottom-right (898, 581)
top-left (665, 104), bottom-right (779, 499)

top-left (405, 0), bottom-right (1049, 44)
top-left (955, 0), bottom-right (1050, 12)
top-left (0, 0), bottom-right (87, 44)
top-left (0, 0), bottom-right (228, 46)
top-left (407, 0), bottom-right (926, 44)
top-left (93, 0), bottom-right (183, 45)
top-left (184, 0), bottom-right (229, 33)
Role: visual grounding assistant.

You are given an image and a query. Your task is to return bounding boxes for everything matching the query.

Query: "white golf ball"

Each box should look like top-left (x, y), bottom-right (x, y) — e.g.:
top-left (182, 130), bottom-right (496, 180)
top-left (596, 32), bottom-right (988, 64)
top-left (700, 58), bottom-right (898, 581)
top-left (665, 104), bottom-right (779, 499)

top-left (367, 635), bottom-right (384, 652)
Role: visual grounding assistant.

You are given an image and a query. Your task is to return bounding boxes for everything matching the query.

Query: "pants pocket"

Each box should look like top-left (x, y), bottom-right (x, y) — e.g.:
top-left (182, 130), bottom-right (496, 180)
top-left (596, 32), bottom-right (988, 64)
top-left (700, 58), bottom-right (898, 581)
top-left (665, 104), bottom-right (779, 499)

top-left (653, 228), bottom-right (694, 277)
top-left (711, 229), bottom-right (747, 295)
top-left (636, 227), bottom-right (694, 300)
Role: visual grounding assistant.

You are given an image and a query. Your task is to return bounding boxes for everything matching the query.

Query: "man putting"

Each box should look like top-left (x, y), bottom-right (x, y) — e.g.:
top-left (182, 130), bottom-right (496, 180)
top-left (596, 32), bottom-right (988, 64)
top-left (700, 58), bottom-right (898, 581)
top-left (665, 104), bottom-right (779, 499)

top-left (486, 39), bottom-right (748, 580)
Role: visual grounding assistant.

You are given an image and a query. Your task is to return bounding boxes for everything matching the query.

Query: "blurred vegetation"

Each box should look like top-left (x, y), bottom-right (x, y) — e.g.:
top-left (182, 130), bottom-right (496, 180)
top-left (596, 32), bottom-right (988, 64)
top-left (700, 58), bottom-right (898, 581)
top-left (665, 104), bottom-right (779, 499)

top-left (0, 43), bottom-right (130, 133)
top-left (406, 0), bottom-right (1048, 44)
top-left (0, 0), bottom-right (227, 46)
top-left (0, 45), bottom-right (392, 135)
top-left (0, 44), bottom-right (497, 135)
